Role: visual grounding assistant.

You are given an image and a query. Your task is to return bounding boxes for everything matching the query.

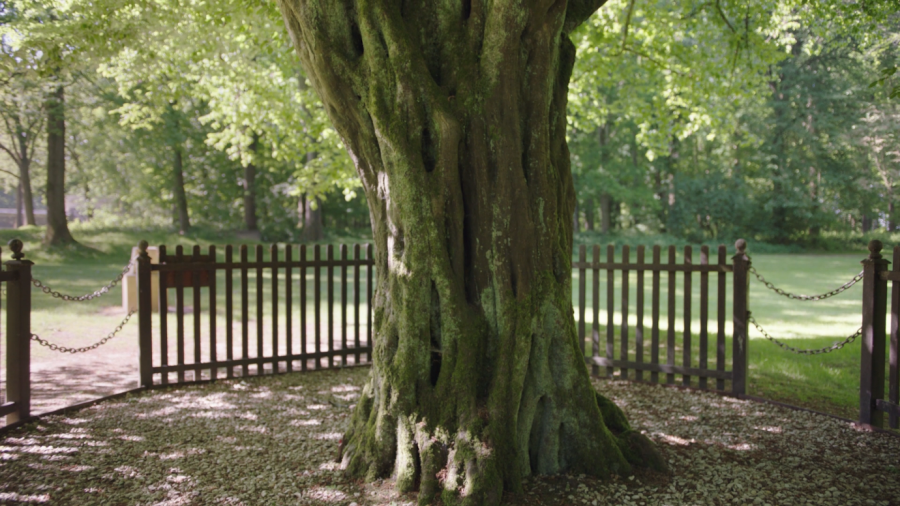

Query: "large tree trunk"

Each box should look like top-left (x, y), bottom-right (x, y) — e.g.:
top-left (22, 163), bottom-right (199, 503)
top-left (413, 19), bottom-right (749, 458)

top-left (244, 134), bottom-right (259, 232)
top-left (278, 2), bottom-right (665, 504)
top-left (172, 143), bottom-right (191, 233)
top-left (43, 85), bottom-right (76, 247)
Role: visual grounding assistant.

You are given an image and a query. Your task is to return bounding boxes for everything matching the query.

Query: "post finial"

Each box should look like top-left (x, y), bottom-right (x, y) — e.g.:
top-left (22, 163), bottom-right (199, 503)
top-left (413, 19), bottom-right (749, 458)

top-left (735, 238), bottom-right (747, 254)
top-left (8, 238), bottom-right (24, 260)
top-left (138, 240), bottom-right (150, 260)
top-left (868, 239), bottom-right (884, 259)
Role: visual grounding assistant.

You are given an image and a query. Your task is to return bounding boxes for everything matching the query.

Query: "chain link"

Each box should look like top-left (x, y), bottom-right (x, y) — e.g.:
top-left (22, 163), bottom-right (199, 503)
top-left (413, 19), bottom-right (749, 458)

top-left (31, 259), bottom-right (135, 302)
top-left (30, 309), bottom-right (136, 353)
top-left (749, 266), bottom-right (864, 301)
top-left (749, 315), bottom-right (861, 355)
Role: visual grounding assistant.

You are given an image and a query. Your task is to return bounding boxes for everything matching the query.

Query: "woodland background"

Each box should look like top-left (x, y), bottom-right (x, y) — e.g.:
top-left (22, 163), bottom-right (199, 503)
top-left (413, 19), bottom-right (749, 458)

top-left (1, 0), bottom-right (898, 249)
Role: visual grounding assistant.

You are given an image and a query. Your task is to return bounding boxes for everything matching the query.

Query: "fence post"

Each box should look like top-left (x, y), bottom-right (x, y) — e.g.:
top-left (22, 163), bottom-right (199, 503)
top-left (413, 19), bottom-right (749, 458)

top-left (731, 239), bottom-right (750, 396)
top-left (137, 240), bottom-right (153, 388)
top-left (5, 239), bottom-right (32, 424)
top-left (860, 240), bottom-right (889, 427)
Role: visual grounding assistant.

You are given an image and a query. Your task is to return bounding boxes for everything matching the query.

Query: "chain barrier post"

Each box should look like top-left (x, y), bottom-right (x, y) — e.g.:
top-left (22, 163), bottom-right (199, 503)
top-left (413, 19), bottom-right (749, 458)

top-left (137, 241), bottom-right (153, 388)
top-left (5, 239), bottom-right (32, 424)
top-left (860, 240), bottom-right (889, 428)
top-left (732, 239), bottom-right (750, 396)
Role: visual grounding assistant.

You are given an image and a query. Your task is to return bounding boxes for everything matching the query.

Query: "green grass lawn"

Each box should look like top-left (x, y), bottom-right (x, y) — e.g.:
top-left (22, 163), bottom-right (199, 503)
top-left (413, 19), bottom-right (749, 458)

top-left (0, 225), bottom-right (887, 423)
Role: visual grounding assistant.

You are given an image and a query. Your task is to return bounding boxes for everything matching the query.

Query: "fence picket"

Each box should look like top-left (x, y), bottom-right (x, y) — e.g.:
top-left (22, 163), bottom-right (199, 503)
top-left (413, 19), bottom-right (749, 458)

top-left (606, 244), bottom-right (615, 378)
top-left (208, 245), bottom-right (217, 381)
top-left (592, 245), bottom-right (600, 376)
top-left (621, 245), bottom-right (630, 379)
top-left (667, 246), bottom-right (676, 385)
top-left (226, 245), bottom-right (234, 379)
top-left (192, 245), bottom-right (202, 381)
top-left (683, 245), bottom-right (692, 387)
top-left (175, 245), bottom-right (186, 384)
top-left (314, 245), bottom-right (321, 370)
top-left (285, 246), bottom-right (293, 373)
top-left (636, 246), bottom-right (645, 382)
top-left (240, 245), bottom-right (249, 377)
top-left (367, 244), bottom-right (374, 362)
top-left (158, 245), bottom-right (168, 384)
top-left (341, 245), bottom-right (348, 366)
top-left (271, 244), bottom-right (279, 373)
top-left (579, 245), bottom-right (586, 357)
top-left (717, 245), bottom-right (726, 391)
top-left (256, 245), bottom-right (265, 374)
top-left (354, 244), bottom-right (361, 365)
top-left (651, 245), bottom-right (661, 384)
top-left (699, 245), bottom-right (709, 390)
top-left (300, 245), bottom-right (308, 371)
top-left (328, 245), bottom-right (335, 368)
top-left (891, 246), bottom-right (899, 429)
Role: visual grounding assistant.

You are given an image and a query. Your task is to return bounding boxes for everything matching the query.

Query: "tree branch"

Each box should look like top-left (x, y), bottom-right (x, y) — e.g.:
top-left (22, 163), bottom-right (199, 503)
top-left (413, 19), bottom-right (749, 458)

top-left (622, 45), bottom-right (686, 76)
top-left (0, 167), bottom-right (20, 180)
top-left (0, 140), bottom-right (20, 165)
top-left (714, 0), bottom-right (736, 33)
top-left (564, 0), bottom-right (610, 33)
top-left (621, 0), bottom-right (636, 53)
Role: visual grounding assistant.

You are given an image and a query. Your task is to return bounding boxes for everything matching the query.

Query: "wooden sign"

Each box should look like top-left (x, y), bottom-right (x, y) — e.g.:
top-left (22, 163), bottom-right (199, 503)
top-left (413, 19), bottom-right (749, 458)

top-left (165, 270), bottom-right (211, 288)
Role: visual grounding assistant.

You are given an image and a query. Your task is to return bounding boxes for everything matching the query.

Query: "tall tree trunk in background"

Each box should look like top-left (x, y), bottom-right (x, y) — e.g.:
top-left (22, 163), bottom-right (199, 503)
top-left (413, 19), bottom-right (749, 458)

top-left (302, 196), bottom-right (324, 241)
top-left (888, 202), bottom-right (897, 232)
top-left (43, 85), bottom-right (76, 247)
top-left (244, 134), bottom-right (259, 231)
top-left (278, 1), bottom-right (665, 503)
top-left (585, 197), bottom-right (594, 231)
top-left (13, 115), bottom-right (36, 226)
top-left (600, 193), bottom-right (611, 233)
top-left (573, 195), bottom-right (580, 232)
top-left (15, 183), bottom-right (22, 228)
top-left (172, 143), bottom-right (191, 233)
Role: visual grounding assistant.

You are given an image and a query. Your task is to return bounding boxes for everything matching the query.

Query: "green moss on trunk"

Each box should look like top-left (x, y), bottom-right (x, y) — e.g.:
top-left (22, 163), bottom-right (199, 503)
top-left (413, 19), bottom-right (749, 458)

top-left (278, 1), bottom-right (665, 503)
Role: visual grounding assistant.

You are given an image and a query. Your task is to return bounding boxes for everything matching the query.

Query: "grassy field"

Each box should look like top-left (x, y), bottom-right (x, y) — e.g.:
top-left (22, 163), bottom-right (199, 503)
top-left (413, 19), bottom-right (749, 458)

top-left (0, 224), bottom-right (886, 422)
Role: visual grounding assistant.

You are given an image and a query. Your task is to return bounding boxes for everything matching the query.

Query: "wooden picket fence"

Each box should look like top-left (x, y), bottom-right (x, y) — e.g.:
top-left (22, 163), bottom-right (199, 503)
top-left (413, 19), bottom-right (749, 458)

top-left (860, 241), bottom-right (900, 429)
top-left (572, 241), bottom-right (749, 394)
top-left (135, 242), bottom-right (375, 387)
top-left (3, 237), bottom-right (898, 432)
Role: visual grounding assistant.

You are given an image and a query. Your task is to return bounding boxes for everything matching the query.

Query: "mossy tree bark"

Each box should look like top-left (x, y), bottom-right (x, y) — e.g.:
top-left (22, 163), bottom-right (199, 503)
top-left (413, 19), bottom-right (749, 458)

top-left (278, 2), bottom-right (665, 504)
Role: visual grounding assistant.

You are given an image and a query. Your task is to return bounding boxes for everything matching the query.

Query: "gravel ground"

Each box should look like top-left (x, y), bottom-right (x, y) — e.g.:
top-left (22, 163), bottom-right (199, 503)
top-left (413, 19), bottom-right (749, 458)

top-left (1, 367), bottom-right (898, 505)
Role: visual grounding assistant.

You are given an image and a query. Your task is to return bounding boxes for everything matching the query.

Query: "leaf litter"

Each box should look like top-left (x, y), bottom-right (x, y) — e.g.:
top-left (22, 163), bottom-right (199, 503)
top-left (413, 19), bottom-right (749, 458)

top-left (0, 368), bottom-right (897, 505)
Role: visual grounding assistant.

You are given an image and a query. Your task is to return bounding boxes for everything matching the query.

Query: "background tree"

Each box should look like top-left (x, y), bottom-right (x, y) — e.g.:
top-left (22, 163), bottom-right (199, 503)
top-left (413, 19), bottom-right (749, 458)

top-left (0, 47), bottom-right (42, 226)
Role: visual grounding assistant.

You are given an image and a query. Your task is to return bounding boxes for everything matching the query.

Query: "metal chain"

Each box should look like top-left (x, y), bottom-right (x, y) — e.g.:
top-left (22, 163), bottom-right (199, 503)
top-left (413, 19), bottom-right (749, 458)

top-left (749, 266), bottom-right (864, 301)
top-left (30, 309), bottom-right (136, 353)
top-left (749, 315), bottom-right (861, 355)
top-left (31, 259), bottom-right (135, 302)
